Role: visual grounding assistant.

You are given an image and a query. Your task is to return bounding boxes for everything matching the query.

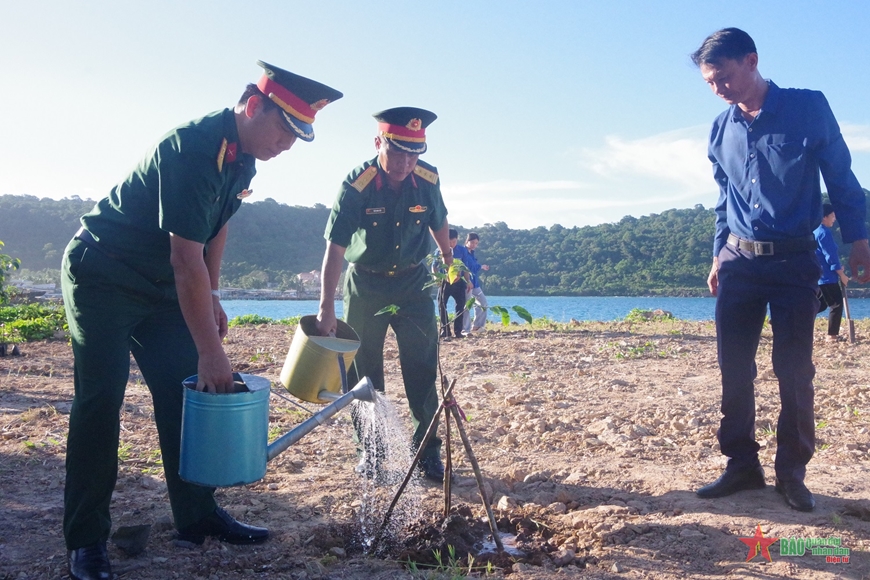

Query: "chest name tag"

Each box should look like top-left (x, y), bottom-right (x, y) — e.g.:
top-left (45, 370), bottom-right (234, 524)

top-left (237, 189), bottom-right (252, 200)
top-left (366, 207), bottom-right (386, 215)
top-left (409, 205), bottom-right (427, 213)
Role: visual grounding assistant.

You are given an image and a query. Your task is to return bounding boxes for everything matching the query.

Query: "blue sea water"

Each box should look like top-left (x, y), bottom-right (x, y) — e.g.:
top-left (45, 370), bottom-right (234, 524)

top-left (222, 295), bottom-right (870, 323)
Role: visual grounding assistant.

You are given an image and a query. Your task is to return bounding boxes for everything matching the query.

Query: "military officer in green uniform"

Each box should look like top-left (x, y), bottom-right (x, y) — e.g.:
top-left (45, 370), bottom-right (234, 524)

top-left (61, 62), bottom-right (341, 580)
top-left (316, 107), bottom-right (453, 482)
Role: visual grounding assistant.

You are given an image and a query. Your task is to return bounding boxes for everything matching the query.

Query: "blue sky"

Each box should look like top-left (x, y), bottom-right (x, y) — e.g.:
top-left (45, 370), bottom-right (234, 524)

top-left (2, 0), bottom-right (869, 230)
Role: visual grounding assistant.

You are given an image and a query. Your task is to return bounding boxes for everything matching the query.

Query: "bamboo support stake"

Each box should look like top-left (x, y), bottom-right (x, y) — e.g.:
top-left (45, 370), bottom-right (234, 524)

top-left (442, 375), bottom-right (453, 516)
top-left (446, 399), bottom-right (504, 553)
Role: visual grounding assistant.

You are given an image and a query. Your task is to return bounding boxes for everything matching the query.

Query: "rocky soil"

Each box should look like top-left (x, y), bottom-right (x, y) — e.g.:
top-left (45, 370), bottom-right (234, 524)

top-left (1, 318), bottom-right (869, 579)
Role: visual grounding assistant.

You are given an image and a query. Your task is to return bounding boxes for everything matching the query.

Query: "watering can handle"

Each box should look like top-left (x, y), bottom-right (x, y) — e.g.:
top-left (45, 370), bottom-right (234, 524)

top-left (338, 353), bottom-right (349, 394)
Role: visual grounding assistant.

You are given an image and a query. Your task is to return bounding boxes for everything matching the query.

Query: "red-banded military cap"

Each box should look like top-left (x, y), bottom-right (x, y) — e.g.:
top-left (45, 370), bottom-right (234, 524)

top-left (373, 107), bottom-right (437, 154)
top-left (256, 60), bottom-right (343, 142)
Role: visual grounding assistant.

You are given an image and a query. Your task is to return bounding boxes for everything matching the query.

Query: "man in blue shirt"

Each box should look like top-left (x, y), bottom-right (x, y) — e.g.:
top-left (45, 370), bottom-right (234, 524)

top-left (461, 232), bottom-right (490, 333)
top-left (815, 204), bottom-right (850, 342)
top-left (691, 28), bottom-right (870, 512)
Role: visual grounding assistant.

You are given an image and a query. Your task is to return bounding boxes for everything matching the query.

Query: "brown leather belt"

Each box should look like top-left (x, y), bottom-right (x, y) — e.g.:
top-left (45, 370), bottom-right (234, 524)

top-left (727, 233), bottom-right (816, 256)
top-left (75, 227), bottom-right (122, 260)
top-left (353, 263), bottom-right (421, 277)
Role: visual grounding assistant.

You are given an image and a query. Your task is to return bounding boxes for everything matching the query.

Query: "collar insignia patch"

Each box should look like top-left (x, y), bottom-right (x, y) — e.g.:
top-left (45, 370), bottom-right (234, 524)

top-left (237, 189), bottom-right (253, 200)
top-left (217, 139), bottom-right (239, 172)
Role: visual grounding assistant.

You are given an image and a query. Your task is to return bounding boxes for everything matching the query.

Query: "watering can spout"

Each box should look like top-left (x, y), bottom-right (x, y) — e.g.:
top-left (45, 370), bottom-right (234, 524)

top-left (266, 377), bottom-right (375, 462)
top-left (342, 376), bottom-right (376, 403)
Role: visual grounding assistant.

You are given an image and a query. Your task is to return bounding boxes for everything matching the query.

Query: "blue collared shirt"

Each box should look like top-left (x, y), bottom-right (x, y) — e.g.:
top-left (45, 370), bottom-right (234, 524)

top-left (445, 244), bottom-right (473, 284)
top-left (450, 244), bottom-right (477, 286)
top-left (452, 243), bottom-right (471, 265)
top-left (432, 245), bottom-right (461, 274)
top-left (814, 224), bottom-right (842, 285)
top-left (457, 245), bottom-right (482, 288)
top-left (708, 81), bottom-right (866, 257)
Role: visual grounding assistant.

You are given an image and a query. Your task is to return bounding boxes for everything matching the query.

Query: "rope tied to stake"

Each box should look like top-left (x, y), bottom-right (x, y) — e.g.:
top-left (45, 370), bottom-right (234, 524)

top-left (444, 397), bottom-right (466, 422)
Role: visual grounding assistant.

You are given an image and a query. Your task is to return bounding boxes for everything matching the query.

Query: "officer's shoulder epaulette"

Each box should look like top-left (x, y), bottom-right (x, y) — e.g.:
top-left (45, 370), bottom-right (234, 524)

top-left (413, 163), bottom-right (438, 185)
top-left (350, 165), bottom-right (378, 192)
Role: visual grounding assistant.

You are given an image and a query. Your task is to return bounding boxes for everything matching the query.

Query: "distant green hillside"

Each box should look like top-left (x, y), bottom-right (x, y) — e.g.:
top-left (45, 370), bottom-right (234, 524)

top-left (467, 206), bottom-right (714, 296)
top-left (0, 195), bottom-right (94, 270)
top-left (0, 195), bottom-right (329, 290)
top-left (2, 192), bottom-right (868, 296)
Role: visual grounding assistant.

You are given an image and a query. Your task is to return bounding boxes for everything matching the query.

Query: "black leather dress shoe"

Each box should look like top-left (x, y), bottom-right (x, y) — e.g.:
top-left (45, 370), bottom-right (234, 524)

top-left (68, 542), bottom-right (111, 580)
top-left (696, 465), bottom-right (766, 498)
top-left (419, 456), bottom-right (449, 483)
top-left (176, 507), bottom-right (269, 545)
top-left (775, 478), bottom-right (815, 512)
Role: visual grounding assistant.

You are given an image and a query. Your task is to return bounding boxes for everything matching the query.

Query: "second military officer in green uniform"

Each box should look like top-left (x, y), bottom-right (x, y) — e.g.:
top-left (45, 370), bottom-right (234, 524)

top-left (61, 62), bottom-right (341, 580)
top-left (316, 107), bottom-right (453, 482)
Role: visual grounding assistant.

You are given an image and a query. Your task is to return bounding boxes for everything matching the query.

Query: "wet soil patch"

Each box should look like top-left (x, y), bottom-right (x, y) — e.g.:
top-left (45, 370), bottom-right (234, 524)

top-left (331, 504), bottom-right (565, 573)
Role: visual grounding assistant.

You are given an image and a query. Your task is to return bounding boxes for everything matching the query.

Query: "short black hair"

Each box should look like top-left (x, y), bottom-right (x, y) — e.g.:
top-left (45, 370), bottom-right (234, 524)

top-left (823, 203), bottom-right (835, 217)
top-left (466, 232), bottom-right (480, 242)
top-left (448, 228), bottom-right (458, 240)
top-left (238, 83), bottom-right (278, 111)
top-left (691, 27), bottom-right (757, 67)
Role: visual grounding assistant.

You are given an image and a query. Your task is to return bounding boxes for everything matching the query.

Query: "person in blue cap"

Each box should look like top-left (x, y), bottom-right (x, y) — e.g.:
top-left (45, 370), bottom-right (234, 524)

top-left (691, 28), bottom-right (870, 513)
top-left (61, 62), bottom-right (341, 580)
top-left (315, 106), bottom-right (454, 483)
top-left (814, 203), bottom-right (850, 342)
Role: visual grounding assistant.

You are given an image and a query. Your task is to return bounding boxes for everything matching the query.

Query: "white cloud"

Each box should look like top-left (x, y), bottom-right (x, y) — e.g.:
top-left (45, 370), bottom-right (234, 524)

top-left (441, 179), bottom-right (712, 229)
top-left (444, 179), bottom-right (588, 197)
top-left (578, 125), bottom-right (713, 194)
top-left (441, 180), bottom-right (593, 228)
top-left (842, 124), bottom-right (870, 152)
top-left (440, 126), bottom-right (720, 228)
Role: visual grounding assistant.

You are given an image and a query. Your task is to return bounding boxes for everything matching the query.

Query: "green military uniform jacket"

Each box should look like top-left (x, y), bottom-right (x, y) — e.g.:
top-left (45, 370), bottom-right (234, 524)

top-left (323, 157), bottom-right (447, 461)
top-left (80, 108), bottom-right (256, 282)
top-left (324, 157), bottom-right (447, 269)
top-left (62, 108), bottom-right (256, 548)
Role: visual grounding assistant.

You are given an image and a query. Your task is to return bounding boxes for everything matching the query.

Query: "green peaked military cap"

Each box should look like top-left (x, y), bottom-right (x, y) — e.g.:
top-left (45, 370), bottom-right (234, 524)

top-left (256, 61), bottom-right (343, 142)
top-left (373, 107), bottom-right (437, 154)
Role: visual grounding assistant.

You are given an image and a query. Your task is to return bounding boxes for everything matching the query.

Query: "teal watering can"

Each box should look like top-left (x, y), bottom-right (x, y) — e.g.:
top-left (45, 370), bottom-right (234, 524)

top-left (179, 372), bottom-right (375, 487)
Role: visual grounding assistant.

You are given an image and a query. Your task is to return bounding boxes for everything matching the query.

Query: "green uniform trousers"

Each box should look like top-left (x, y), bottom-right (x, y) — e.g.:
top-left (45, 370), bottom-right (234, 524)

top-left (61, 238), bottom-right (216, 549)
top-left (344, 264), bottom-right (441, 458)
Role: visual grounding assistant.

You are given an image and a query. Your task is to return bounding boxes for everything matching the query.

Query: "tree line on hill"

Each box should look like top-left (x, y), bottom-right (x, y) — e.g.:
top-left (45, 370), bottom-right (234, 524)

top-left (2, 192), bottom-right (868, 296)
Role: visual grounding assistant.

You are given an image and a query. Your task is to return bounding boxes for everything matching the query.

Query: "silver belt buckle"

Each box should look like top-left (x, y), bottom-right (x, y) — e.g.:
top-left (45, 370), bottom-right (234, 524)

top-left (753, 241), bottom-right (774, 256)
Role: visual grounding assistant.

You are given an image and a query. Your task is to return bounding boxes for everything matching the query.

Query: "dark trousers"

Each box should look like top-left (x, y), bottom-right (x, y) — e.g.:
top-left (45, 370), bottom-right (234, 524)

top-left (437, 279), bottom-right (466, 338)
top-left (61, 239), bottom-right (216, 549)
top-left (715, 243), bottom-right (820, 482)
top-left (343, 265), bottom-right (441, 458)
top-left (817, 282), bottom-right (844, 336)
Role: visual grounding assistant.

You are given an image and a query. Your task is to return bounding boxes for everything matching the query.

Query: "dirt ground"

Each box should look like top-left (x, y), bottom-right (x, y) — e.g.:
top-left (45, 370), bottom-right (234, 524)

top-left (1, 318), bottom-right (869, 579)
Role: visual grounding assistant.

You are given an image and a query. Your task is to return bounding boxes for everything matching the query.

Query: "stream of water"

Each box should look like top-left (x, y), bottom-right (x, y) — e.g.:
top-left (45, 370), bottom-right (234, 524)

top-left (351, 392), bottom-right (424, 553)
